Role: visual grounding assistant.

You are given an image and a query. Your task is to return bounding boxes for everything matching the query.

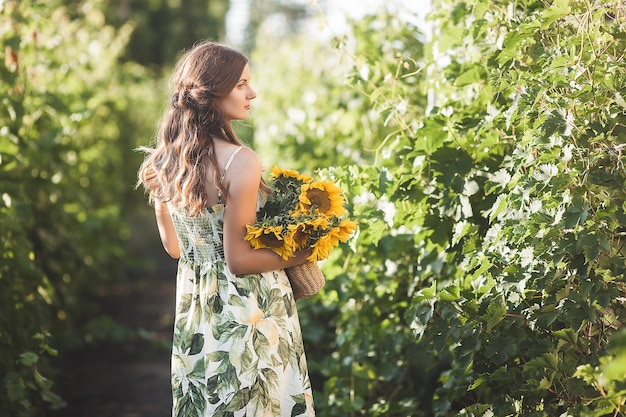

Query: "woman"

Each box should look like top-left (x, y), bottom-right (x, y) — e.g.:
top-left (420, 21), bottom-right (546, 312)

top-left (138, 41), bottom-right (315, 417)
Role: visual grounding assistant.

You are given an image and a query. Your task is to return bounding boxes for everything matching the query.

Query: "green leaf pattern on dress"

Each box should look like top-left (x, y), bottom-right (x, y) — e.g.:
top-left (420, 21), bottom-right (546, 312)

top-left (169, 204), bottom-right (315, 417)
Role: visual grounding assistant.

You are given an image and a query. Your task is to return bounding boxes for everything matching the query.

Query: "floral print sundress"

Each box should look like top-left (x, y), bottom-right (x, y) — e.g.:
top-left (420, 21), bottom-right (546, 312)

top-left (166, 149), bottom-right (315, 417)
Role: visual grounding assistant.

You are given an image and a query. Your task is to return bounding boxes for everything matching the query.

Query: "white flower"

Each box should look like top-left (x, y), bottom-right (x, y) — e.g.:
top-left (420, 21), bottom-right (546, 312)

top-left (562, 144), bottom-right (574, 162)
top-left (385, 260), bottom-right (398, 275)
top-left (520, 247), bottom-right (534, 268)
top-left (463, 180), bottom-right (479, 196)
top-left (616, 92), bottom-right (626, 109)
top-left (376, 196), bottom-right (396, 226)
top-left (533, 163), bottom-right (558, 182)
top-left (529, 199), bottom-right (542, 213)
top-left (359, 64), bottom-right (370, 81)
top-left (489, 169), bottom-right (511, 189)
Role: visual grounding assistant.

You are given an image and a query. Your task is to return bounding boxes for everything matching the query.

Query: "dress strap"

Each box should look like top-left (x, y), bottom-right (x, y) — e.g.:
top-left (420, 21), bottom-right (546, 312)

top-left (220, 146), bottom-right (244, 185)
top-left (217, 146), bottom-right (244, 204)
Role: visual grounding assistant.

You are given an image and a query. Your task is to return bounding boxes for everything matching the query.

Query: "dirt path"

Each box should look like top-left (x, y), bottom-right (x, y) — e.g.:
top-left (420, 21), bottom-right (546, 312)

top-left (51, 271), bottom-right (177, 417)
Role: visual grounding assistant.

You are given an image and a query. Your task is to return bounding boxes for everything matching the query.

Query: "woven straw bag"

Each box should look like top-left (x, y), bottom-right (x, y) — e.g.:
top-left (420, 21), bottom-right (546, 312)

top-left (285, 262), bottom-right (326, 300)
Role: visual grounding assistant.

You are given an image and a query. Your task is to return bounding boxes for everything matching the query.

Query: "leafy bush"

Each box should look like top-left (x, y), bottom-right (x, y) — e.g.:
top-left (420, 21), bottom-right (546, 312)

top-left (252, 1), bottom-right (626, 416)
top-left (406, 1), bottom-right (626, 415)
top-left (0, 1), bottom-right (160, 414)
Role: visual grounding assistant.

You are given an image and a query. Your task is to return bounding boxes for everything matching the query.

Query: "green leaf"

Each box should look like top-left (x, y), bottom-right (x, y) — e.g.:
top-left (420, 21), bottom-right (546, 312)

top-left (573, 364), bottom-right (597, 384)
top-left (414, 117), bottom-right (447, 155)
top-left (4, 372), bottom-right (25, 402)
top-left (489, 194), bottom-right (508, 222)
top-left (538, 376), bottom-right (552, 389)
top-left (438, 285), bottom-right (460, 302)
top-left (485, 298), bottom-right (506, 331)
top-left (553, 328), bottom-right (578, 345)
top-left (542, 110), bottom-right (566, 136)
top-left (541, 0), bottom-right (570, 28)
top-left (484, 335), bottom-right (517, 362)
top-left (455, 65), bottom-right (486, 87)
top-left (19, 351), bottom-right (39, 366)
top-left (33, 367), bottom-right (53, 391)
top-left (497, 23), bottom-right (539, 64)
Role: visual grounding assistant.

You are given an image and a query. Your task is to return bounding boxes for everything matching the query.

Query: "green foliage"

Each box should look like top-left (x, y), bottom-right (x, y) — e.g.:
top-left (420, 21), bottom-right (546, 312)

top-left (101, 0), bottom-right (229, 67)
top-left (253, 9), bottom-right (432, 416)
top-left (0, 0), bottom-right (161, 414)
top-left (253, 0), bottom-right (626, 416)
top-left (406, 1), bottom-right (626, 414)
top-left (252, 9), bottom-right (424, 170)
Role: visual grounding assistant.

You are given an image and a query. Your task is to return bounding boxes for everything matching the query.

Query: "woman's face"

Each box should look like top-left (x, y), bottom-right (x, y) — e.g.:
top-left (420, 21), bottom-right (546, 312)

top-left (221, 64), bottom-right (256, 121)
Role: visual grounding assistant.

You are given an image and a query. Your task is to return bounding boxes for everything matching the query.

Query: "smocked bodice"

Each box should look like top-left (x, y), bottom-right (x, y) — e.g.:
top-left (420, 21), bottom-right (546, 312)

top-left (168, 204), bottom-right (226, 265)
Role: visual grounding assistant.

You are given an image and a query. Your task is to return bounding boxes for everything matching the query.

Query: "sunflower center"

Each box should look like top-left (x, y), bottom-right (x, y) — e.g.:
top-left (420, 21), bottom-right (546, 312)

top-left (292, 228), bottom-right (309, 247)
top-left (259, 233), bottom-right (284, 248)
top-left (306, 189), bottom-right (331, 212)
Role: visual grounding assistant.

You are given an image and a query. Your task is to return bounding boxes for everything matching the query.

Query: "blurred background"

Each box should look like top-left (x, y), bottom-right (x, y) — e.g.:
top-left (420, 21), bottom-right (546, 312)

top-left (4, 1), bottom-right (626, 417)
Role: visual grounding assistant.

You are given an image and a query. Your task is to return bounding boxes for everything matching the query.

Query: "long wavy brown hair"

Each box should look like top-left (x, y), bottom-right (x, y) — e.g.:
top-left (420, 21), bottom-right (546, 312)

top-left (137, 41), bottom-right (269, 216)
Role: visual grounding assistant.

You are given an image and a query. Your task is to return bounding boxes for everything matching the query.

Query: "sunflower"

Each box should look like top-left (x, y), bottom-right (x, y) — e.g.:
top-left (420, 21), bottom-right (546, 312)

top-left (307, 219), bottom-right (359, 261)
top-left (288, 217), bottom-right (331, 250)
top-left (309, 233), bottom-right (336, 261)
top-left (270, 166), bottom-right (312, 183)
top-left (336, 219), bottom-right (358, 242)
top-left (288, 222), bottom-right (310, 251)
top-left (244, 224), bottom-right (294, 260)
top-left (296, 180), bottom-right (346, 217)
top-left (246, 166), bottom-right (357, 263)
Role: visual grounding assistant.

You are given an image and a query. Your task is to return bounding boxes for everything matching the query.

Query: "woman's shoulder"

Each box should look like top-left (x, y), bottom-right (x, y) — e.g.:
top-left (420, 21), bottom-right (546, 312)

top-left (213, 141), bottom-right (262, 182)
top-left (214, 140), bottom-right (257, 166)
top-left (228, 146), bottom-right (262, 176)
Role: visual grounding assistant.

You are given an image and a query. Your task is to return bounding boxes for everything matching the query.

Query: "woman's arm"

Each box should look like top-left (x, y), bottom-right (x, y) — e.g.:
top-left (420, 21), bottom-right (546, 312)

top-left (155, 201), bottom-right (181, 259)
top-left (222, 148), bottom-right (310, 275)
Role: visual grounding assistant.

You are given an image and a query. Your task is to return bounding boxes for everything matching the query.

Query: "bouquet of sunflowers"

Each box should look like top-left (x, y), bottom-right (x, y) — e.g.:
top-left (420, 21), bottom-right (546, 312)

top-left (244, 166), bottom-right (358, 262)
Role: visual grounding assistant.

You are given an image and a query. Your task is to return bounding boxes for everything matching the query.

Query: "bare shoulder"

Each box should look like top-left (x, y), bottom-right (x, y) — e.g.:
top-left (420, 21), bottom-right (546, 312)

top-left (212, 141), bottom-right (258, 172)
top-left (227, 146), bottom-right (262, 182)
top-left (232, 146), bottom-right (260, 167)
